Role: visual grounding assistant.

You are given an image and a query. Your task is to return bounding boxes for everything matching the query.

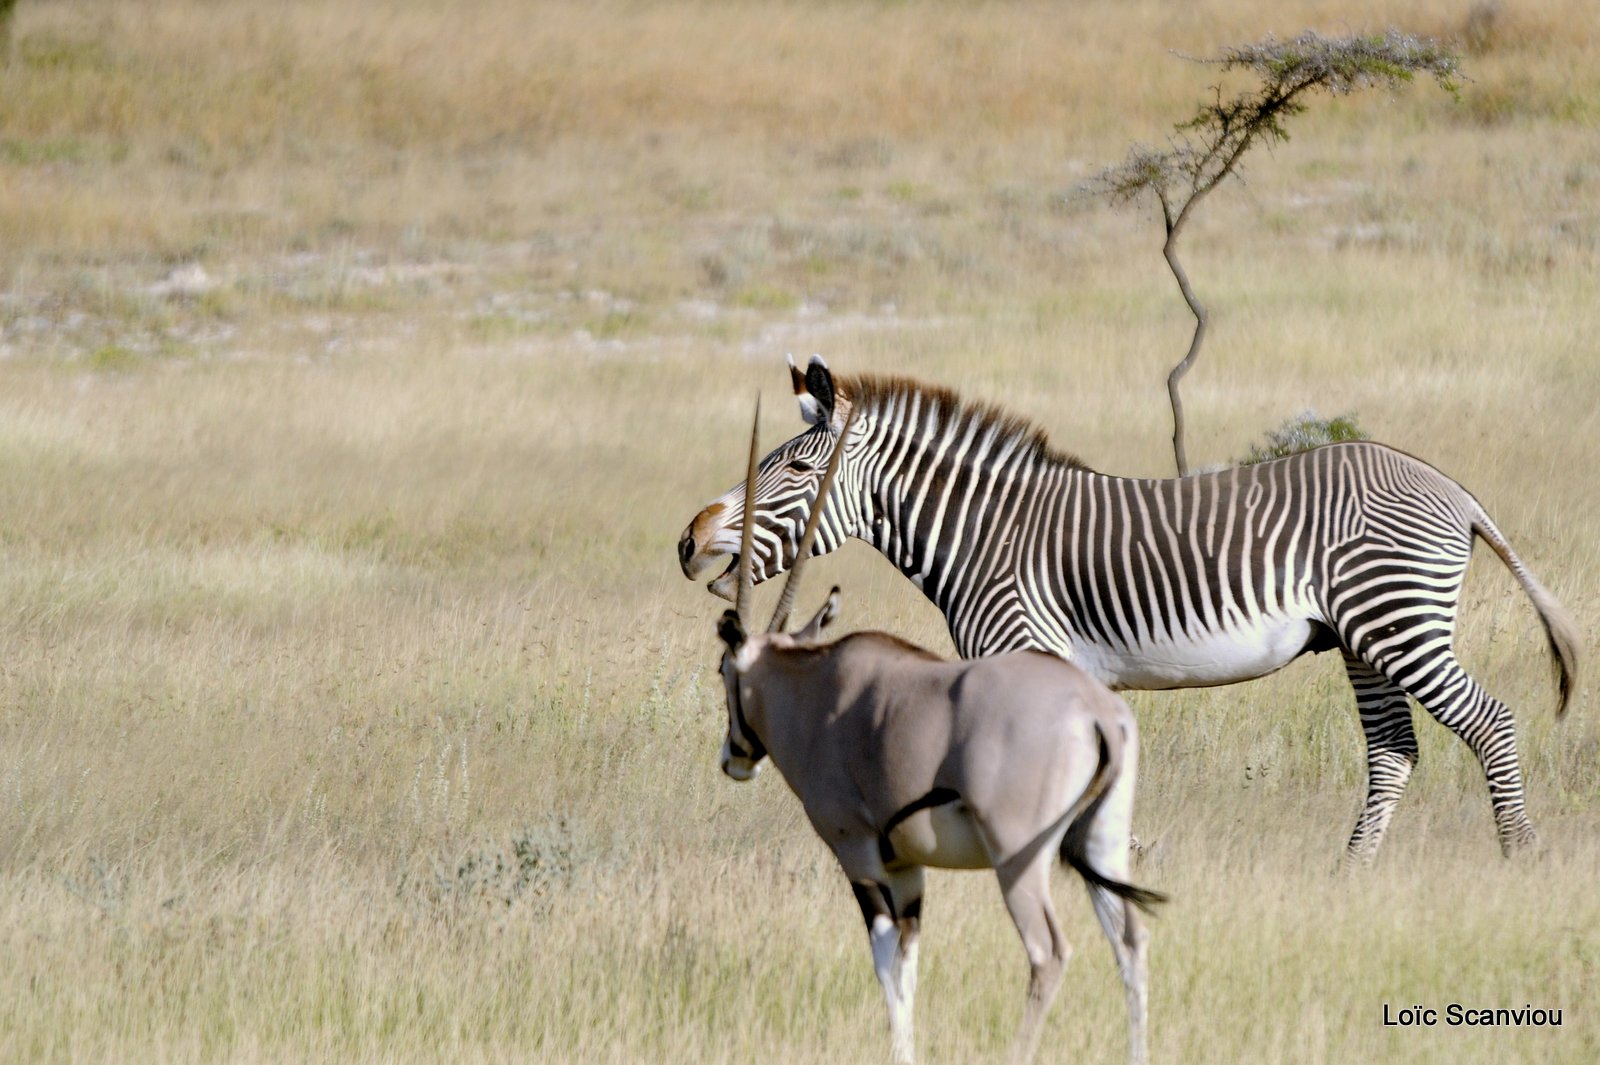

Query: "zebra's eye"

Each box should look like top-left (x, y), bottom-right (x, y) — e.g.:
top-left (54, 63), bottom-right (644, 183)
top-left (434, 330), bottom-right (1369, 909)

top-left (787, 458), bottom-right (815, 473)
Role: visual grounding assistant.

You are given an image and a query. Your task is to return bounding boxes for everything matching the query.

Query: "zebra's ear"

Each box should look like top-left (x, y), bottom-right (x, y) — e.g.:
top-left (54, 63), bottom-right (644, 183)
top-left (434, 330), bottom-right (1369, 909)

top-left (788, 353), bottom-right (835, 428)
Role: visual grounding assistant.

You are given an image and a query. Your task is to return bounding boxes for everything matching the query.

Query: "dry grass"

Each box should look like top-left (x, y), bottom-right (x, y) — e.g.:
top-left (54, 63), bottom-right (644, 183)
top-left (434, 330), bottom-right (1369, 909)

top-left (0, 1), bottom-right (1597, 1062)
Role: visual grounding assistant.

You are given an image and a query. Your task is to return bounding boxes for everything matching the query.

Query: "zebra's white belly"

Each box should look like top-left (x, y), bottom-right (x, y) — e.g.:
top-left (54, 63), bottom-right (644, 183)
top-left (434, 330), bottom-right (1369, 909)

top-left (1072, 615), bottom-right (1316, 691)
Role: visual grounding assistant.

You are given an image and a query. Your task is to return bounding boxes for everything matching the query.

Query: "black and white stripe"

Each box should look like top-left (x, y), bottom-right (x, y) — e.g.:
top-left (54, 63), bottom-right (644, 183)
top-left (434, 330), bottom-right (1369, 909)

top-left (683, 366), bottom-right (1579, 861)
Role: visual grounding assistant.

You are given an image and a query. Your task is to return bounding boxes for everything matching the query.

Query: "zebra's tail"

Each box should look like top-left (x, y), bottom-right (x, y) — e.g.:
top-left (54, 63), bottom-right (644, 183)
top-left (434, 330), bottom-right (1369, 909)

top-left (1058, 723), bottom-right (1167, 914)
top-left (1470, 504), bottom-right (1581, 717)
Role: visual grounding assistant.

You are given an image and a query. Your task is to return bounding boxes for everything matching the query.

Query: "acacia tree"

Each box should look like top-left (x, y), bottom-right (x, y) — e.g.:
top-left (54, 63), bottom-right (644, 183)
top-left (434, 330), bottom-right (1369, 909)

top-left (1092, 31), bottom-right (1460, 475)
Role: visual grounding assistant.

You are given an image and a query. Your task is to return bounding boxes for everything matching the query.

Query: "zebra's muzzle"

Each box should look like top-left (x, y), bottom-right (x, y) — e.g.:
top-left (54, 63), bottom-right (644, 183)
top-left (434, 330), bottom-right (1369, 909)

top-left (678, 506), bottom-right (736, 583)
top-left (707, 555), bottom-right (740, 601)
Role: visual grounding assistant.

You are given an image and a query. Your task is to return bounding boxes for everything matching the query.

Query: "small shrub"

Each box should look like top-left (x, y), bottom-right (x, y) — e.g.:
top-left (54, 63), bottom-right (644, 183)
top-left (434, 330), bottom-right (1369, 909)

top-left (399, 821), bottom-right (579, 923)
top-left (817, 136), bottom-right (894, 170)
top-left (732, 283), bottom-right (799, 311)
top-left (85, 344), bottom-right (140, 373)
top-left (587, 307), bottom-right (648, 339)
top-left (1238, 411), bottom-right (1370, 465)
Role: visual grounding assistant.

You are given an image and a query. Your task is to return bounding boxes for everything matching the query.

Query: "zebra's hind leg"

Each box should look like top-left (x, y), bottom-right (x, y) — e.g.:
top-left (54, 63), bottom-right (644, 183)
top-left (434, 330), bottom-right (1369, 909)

top-left (1342, 652), bottom-right (1420, 866)
top-left (1367, 649), bottom-right (1539, 857)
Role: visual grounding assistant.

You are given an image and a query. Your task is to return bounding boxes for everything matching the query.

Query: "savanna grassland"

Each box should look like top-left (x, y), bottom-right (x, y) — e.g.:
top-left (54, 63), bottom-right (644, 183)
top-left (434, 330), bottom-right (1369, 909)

top-left (1, 1), bottom-right (1597, 1062)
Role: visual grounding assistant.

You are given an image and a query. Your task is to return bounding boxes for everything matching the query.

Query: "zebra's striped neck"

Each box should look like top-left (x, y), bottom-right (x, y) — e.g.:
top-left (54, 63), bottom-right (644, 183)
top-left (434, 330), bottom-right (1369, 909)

top-left (843, 377), bottom-right (1088, 641)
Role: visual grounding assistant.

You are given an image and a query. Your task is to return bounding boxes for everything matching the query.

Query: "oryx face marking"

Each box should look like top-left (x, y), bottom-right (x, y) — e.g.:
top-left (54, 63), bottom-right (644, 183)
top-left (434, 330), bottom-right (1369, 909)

top-left (717, 630), bottom-right (767, 781)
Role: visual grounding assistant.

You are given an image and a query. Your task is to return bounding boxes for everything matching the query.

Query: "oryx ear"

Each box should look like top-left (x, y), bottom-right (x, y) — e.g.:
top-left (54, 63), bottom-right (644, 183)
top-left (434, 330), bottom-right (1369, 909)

top-left (788, 353), bottom-right (835, 427)
top-left (793, 586), bottom-right (841, 641)
top-left (717, 609), bottom-right (746, 651)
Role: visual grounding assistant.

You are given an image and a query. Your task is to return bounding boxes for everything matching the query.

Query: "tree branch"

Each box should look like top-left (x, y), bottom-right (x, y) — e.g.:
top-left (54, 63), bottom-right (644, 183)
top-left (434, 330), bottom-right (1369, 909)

top-left (1084, 29), bottom-right (1461, 475)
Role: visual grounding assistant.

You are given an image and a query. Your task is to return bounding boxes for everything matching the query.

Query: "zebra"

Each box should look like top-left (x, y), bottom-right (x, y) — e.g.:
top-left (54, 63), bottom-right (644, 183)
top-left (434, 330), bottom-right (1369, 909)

top-left (679, 355), bottom-right (1580, 862)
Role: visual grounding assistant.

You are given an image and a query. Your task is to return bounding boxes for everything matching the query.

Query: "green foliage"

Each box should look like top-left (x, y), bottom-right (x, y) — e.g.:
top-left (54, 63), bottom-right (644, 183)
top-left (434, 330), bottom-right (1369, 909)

top-left (1237, 410), bottom-right (1370, 465)
top-left (85, 343), bottom-right (141, 372)
top-left (732, 283), bottom-right (799, 311)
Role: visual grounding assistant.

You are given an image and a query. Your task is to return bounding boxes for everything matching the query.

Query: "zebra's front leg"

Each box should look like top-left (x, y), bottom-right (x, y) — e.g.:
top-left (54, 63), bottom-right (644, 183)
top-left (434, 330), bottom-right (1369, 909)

top-left (1342, 653), bottom-right (1420, 866)
top-left (852, 872), bottom-right (924, 1065)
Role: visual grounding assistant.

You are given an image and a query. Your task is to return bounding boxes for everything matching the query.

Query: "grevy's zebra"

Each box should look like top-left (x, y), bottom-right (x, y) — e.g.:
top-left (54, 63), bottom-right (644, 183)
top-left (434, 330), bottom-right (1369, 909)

top-left (679, 356), bottom-right (1581, 861)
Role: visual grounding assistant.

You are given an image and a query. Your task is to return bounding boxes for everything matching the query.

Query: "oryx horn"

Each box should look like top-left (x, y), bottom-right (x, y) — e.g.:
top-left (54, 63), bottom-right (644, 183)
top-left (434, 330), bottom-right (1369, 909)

top-left (769, 406), bottom-right (856, 633)
top-left (735, 394), bottom-right (762, 626)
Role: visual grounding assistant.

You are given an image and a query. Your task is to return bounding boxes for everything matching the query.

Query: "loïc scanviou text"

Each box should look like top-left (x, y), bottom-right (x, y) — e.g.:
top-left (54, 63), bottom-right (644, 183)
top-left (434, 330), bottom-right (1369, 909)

top-left (1383, 1003), bottom-right (1563, 1027)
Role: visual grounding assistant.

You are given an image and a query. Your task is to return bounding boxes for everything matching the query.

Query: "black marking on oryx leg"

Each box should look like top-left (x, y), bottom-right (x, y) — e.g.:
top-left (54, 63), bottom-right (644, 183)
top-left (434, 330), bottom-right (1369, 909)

top-left (877, 787), bottom-right (962, 864)
top-left (852, 880), bottom-right (896, 924)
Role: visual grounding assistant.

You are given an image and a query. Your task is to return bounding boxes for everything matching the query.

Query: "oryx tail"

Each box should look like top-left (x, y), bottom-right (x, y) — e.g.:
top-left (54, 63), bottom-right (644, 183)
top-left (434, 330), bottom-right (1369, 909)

top-left (1060, 724), bottom-right (1167, 915)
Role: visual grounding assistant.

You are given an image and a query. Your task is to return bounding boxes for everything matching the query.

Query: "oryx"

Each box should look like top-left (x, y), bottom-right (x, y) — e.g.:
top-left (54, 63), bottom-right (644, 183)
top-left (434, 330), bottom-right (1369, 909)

top-left (713, 398), bottom-right (1165, 1065)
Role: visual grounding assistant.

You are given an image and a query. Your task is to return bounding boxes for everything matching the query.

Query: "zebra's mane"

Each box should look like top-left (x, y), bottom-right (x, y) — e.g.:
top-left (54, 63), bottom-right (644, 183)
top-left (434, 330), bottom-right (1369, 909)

top-left (837, 373), bottom-right (1093, 472)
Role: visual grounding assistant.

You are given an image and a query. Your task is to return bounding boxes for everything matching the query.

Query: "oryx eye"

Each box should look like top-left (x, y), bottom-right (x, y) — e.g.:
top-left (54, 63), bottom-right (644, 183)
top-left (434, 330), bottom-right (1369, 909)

top-left (787, 458), bottom-right (815, 473)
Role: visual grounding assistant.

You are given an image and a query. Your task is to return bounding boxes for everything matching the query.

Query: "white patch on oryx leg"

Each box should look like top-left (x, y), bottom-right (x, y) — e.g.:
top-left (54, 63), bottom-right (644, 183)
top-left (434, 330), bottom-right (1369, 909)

top-left (1088, 886), bottom-right (1151, 1065)
top-left (898, 931), bottom-right (919, 1014)
top-left (870, 914), bottom-right (916, 1064)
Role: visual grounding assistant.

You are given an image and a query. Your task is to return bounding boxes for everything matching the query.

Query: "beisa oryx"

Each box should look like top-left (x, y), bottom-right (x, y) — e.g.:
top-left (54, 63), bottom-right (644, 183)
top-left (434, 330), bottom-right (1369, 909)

top-left (712, 398), bottom-right (1164, 1065)
top-left (682, 356), bottom-right (1581, 862)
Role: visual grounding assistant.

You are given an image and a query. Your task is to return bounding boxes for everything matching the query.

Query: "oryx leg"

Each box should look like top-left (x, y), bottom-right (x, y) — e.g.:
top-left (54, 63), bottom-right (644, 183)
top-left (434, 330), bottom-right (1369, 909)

top-left (1085, 885), bottom-right (1150, 1065)
top-left (994, 842), bottom-right (1069, 1065)
top-left (1080, 733), bottom-right (1151, 1065)
top-left (1341, 652), bottom-right (1419, 866)
top-left (851, 867), bottom-right (925, 1065)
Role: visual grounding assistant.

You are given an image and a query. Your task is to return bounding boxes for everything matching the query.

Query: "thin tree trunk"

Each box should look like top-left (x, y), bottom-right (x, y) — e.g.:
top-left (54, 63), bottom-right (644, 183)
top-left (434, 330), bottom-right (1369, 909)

top-left (1162, 231), bottom-right (1207, 477)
